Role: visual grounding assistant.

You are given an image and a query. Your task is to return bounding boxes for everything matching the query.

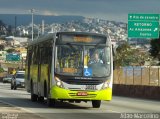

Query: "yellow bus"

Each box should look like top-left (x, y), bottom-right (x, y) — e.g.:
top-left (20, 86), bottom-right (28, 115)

top-left (25, 32), bottom-right (113, 108)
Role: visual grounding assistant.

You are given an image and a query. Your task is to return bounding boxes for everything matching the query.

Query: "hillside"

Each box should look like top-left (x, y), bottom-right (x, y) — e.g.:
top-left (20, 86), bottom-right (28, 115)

top-left (0, 14), bottom-right (85, 26)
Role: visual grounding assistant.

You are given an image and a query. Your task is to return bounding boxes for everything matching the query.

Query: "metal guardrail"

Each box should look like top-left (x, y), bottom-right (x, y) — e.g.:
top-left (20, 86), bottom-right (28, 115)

top-left (113, 66), bottom-right (160, 86)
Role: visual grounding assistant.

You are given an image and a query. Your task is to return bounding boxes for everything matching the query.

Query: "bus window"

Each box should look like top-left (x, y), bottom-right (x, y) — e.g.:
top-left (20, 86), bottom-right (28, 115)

top-left (55, 45), bottom-right (83, 76)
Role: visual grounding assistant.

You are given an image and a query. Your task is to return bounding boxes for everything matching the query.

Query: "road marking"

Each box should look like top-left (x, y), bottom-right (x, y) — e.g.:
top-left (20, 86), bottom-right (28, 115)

top-left (109, 110), bottom-right (121, 113)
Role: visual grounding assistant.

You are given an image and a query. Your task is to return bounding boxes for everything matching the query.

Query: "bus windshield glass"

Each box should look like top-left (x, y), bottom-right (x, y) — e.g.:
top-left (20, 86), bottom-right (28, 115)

top-left (55, 44), bottom-right (111, 77)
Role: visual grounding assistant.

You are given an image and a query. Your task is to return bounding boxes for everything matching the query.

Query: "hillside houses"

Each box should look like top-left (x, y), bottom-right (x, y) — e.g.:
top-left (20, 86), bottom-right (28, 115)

top-left (5, 36), bottom-right (28, 47)
top-left (0, 36), bottom-right (28, 63)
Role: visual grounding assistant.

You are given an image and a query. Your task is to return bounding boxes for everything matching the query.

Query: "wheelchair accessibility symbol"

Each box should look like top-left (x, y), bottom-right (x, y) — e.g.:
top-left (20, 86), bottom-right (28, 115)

top-left (84, 68), bottom-right (92, 76)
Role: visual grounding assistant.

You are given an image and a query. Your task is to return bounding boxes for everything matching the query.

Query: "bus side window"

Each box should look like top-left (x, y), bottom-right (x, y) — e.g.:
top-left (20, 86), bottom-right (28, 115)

top-left (31, 46), bottom-right (38, 65)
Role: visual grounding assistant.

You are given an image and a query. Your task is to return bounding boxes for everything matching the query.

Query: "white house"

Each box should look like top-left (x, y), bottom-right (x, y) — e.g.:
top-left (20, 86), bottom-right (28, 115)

top-left (7, 39), bottom-right (20, 47)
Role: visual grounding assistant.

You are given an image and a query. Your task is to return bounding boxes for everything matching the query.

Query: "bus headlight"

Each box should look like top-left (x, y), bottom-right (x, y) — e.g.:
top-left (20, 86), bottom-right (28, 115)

top-left (101, 80), bottom-right (110, 89)
top-left (55, 77), bottom-right (64, 88)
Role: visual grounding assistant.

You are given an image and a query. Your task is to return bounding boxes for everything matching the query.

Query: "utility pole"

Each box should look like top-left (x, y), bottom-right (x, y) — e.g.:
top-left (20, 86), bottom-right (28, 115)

top-left (21, 57), bottom-right (23, 70)
top-left (42, 20), bottom-right (44, 35)
top-left (15, 16), bottom-right (17, 36)
top-left (30, 9), bottom-right (35, 41)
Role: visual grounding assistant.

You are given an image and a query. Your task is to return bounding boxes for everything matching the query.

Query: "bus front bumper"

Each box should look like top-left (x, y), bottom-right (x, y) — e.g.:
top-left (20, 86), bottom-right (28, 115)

top-left (50, 86), bottom-right (112, 101)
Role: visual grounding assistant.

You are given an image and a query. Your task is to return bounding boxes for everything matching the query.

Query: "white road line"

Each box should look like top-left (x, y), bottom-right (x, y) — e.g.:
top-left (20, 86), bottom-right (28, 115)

top-left (109, 110), bottom-right (121, 113)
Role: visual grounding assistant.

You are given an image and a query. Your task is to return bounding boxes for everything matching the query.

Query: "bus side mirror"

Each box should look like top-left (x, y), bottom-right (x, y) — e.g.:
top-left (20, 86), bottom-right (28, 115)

top-left (113, 61), bottom-right (115, 70)
top-left (112, 44), bottom-right (116, 56)
top-left (112, 45), bottom-right (116, 70)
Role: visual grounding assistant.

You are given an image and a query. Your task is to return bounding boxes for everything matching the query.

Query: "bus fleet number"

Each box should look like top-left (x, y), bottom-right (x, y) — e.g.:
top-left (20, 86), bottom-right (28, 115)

top-left (85, 85), bottom-right (97, 90)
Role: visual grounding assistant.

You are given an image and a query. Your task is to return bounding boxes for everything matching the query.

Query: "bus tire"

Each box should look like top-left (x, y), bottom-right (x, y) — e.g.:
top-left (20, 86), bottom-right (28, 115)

top-left (14, 86), bottom-right (17, 90)
top-left (31, 94), bottom-right (38, 102)
top-left (92, 100), bottom-right (101, 108)
top-left (47, 98), bottom-right (56, 107)
top-left (38, 96), bottom-right (44, 102)
top-left (44, 81), bottom-right (47, 97)
top-left (13, 82), bottom-right (17, 90)
top-left (31, 80), bottom-right (37, 102)
top-left (11, 85), bottom-right (13, 90)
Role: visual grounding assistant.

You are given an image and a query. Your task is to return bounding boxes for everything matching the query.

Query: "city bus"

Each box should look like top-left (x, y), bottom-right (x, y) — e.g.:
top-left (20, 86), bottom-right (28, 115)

top-left (25, 31), bottom-right (113, 108)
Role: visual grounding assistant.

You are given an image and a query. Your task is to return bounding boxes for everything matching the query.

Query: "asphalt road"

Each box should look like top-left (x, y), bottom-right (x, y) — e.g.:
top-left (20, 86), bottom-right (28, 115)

top-left (0, 82), bottom-right (160, 119)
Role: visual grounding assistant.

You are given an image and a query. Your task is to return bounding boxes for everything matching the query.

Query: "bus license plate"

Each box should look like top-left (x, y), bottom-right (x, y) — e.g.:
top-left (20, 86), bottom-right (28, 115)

top-left (77, 92), bottom-right (88, 96)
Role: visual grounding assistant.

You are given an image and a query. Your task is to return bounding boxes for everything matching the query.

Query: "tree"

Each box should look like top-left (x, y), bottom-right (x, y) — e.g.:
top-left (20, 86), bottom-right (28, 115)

top-left (0, 20), bottom-right (7, 35)
top-left (114, 42), bottom-right (135, 67)
top-left (0, 67), bottom-right (4, 73)
top-left (0, 45), bottom-right (4, 51)
top-left (6, 48), bottom-right (16, 53)
top-left (7, 25), bottom-right (13, 36)
top-left (150, 38), bottom-right (160, 63)
top-left (114, 42), bottom-right (151, 67)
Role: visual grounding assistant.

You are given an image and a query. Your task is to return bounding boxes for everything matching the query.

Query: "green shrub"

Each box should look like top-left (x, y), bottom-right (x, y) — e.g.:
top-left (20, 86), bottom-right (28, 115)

top-left (0, 67), bottom-right (4, 73)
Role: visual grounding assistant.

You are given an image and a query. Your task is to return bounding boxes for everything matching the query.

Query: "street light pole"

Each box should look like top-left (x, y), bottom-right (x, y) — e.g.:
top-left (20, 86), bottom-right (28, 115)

top-left (30, 9), bottom-right (35, 41)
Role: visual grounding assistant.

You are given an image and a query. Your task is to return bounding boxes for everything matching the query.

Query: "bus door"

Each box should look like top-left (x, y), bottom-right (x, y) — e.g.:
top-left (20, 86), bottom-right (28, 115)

top-left (36, 45), bottom-right (42, 96)
top-left (39, 45), bottom-right (46, 96)
top-left (47, 45), bottom-right (53, 95)
top-left (39, 41), bottom-right (52, 97)
top-left (26, 47), bottom-right (32, 92)
top-left (45, 41), bottom-right (53, 97)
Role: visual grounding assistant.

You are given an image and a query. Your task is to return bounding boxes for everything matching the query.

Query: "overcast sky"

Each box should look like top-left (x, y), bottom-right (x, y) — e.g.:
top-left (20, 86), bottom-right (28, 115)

top-left (0, 0), bottom-right (159, 22)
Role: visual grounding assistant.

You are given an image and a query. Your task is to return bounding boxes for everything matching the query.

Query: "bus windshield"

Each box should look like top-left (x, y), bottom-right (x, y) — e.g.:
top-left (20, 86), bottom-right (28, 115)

top-left (55, 44), bottom-right (111, 77)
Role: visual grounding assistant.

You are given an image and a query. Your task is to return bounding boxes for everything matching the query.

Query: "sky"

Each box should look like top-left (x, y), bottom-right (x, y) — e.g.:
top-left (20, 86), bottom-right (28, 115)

top-left (0, 0), bottom-right (159, 22)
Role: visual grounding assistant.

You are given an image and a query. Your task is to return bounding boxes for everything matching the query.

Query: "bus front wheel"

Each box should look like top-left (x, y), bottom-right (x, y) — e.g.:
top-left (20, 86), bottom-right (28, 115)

top-left (47, 98), bottom-right (56, 107)
top-left (92, 100), bottom-right (101, 108)
top-left (38, 96), bottom-right (44, 102)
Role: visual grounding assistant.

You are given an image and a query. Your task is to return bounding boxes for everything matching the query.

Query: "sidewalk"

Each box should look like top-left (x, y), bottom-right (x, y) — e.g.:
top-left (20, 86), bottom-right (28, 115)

top-left (0, 101), bottom-right (45, 119)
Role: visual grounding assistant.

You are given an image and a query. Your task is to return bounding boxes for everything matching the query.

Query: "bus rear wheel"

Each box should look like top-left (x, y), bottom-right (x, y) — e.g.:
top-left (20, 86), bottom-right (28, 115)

top-left (31, 94), bottom-right (37, 102)
top-left (31, 81), bottom-right (37, 102)
top-left (11, 85), bottom-right (13, 90)
top-left (92, 100), bottom-right (101, 108)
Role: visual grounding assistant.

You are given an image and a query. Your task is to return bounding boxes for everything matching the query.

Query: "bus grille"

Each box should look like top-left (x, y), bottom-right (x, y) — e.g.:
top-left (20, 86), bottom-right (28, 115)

top-left (63, 79), bottom-right (104, 85)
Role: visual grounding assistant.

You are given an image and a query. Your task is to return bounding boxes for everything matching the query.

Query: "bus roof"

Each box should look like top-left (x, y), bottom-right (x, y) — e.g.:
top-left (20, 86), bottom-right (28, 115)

top-left (28, 33), bottom-right (55, 46)
top-left (28, 31), bottom-right (108, 46)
